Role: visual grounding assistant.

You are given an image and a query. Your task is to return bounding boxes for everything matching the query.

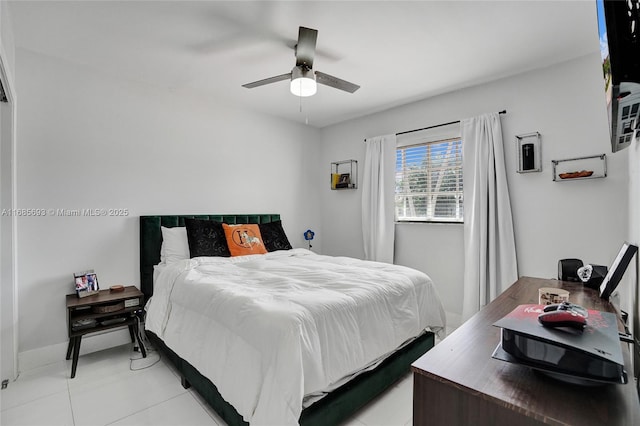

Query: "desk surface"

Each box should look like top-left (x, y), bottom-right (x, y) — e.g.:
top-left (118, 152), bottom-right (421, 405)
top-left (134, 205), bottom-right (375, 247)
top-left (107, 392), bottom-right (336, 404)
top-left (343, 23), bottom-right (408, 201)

top-left (412, 276), bottom-right (640, 425)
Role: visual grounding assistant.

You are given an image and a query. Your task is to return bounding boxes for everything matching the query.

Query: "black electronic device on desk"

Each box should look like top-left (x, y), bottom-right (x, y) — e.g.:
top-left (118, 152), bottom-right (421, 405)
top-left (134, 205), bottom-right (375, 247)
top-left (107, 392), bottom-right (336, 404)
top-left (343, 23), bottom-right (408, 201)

top-left (492, 304), bottom-right (626, 386)
top-left (558, 258), bottom-right (608, 289)
top-left (599, 242), bottom-right (638, 300)
top-left (557, 242), bottom-right (638, 295)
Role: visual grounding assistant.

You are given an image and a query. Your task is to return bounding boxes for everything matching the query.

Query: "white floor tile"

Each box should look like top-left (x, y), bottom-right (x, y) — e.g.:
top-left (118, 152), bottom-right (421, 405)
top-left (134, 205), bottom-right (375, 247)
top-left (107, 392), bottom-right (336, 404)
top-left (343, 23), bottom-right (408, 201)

top-left (1, 340), bottom-right (422, 426)
top-left (1, 389), bottom-right (74, 426)
top-left (154, 354), bottom-right (183, 381)
top-left (188, 389), bottom-right (229, 426)
top-left (67, 344), bottom-right (145, 392)
top-left (0, 361), bottom-right (69, 411)
top-left (108, 392), bottom-right (218, 426)
top-left (69, 360), bottom-right (187, 426)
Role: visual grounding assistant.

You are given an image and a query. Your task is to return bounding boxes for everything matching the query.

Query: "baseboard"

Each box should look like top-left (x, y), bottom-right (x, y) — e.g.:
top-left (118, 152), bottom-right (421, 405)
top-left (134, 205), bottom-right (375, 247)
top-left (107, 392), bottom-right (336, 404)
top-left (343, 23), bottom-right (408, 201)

top-left (18, 329), bottom-right (131, 373)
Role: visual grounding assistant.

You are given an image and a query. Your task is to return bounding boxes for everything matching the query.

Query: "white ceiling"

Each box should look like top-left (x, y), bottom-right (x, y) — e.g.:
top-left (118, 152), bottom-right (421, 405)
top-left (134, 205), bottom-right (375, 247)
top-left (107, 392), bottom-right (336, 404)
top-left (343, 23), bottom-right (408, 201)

top-left (9, 1), bottom-right (600, 128)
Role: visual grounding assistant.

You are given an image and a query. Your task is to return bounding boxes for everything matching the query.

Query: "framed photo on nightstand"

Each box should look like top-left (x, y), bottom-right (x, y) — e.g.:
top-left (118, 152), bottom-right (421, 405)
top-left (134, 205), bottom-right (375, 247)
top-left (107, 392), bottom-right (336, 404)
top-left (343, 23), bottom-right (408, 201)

top-left (74, 270), bottom-right (99, 298)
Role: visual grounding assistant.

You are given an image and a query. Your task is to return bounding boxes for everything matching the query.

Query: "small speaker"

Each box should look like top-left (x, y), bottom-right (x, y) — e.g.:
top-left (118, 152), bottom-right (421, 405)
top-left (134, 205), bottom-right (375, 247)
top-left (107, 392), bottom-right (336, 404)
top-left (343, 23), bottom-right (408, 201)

top-left (558, 258), bottom-right (584, 281)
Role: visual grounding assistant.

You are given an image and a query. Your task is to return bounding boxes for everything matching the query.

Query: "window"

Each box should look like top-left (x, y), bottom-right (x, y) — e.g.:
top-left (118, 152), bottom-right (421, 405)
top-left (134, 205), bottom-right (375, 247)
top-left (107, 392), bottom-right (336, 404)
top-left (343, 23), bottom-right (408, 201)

top-left (395, 137), bottom-right (463, 222)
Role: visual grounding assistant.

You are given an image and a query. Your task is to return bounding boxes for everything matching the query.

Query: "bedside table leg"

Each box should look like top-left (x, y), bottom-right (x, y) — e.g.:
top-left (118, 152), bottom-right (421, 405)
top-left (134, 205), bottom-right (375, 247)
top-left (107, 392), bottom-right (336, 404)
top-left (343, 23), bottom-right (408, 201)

top-left (66, 338), bottom-right (74, 360)
top-left (70, 336), bottom-right (82, 378)
top-left (132, 320), bottom-right (147, 358)
top-left (128, 325), bottom-right (136, 343)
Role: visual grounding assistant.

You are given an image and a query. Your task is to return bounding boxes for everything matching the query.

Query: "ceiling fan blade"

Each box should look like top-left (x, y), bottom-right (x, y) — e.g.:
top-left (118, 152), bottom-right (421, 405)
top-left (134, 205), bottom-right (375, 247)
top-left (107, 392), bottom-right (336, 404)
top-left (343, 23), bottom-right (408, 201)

top-left (295, 27), bottom-right (317, 68)
top-left (315, 71), bottom-right (360, 93)
top-left (242, 73), bottom-right (292, 89)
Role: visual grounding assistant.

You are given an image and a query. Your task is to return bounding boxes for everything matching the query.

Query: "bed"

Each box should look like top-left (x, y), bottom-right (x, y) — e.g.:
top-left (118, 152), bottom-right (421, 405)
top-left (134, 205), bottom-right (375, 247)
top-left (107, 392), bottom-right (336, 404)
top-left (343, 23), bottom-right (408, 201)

top-left (140, 214), bottom-right (445, 426)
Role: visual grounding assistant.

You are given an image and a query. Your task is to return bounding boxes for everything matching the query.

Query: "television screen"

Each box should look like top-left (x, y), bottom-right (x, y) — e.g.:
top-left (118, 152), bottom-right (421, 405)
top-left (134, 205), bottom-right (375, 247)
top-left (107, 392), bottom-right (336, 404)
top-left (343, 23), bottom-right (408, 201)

top-left (597, 0), bottom-right (640, 153)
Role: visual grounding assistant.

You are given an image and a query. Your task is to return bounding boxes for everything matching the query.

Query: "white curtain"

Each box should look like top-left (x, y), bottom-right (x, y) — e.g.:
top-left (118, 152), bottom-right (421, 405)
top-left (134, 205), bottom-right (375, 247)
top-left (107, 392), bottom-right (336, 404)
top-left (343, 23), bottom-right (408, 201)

top-left (461, 113), bottom-right (518, 321)
top-left (362, 134), bottom-right (397, 263)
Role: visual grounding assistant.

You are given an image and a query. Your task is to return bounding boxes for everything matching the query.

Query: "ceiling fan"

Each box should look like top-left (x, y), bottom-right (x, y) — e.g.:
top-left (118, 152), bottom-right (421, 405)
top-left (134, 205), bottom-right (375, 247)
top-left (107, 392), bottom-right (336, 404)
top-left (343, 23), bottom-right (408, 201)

top-left (242, 26), bottom-right (360, 97)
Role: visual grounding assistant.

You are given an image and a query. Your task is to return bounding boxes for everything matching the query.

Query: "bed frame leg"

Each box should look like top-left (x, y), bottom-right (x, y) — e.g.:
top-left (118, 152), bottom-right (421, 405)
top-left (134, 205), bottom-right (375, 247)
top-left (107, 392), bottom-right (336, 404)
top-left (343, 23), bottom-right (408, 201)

top-left (181, 376), bottom-right (191, 389)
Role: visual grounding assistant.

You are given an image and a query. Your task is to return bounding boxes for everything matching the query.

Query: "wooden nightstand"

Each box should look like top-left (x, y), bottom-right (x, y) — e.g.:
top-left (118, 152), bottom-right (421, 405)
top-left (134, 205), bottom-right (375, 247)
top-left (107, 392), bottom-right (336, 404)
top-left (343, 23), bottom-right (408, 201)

top-left (65, 286), bottom-right (146, 378)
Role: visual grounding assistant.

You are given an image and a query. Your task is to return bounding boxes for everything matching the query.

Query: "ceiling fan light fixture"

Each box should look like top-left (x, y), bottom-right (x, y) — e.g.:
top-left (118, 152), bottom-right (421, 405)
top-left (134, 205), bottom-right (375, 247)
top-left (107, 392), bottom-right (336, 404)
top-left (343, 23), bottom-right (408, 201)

top-left (290, 66), bottom-right (317, 97)
top-left (242, 27), bottom-right (359, 96)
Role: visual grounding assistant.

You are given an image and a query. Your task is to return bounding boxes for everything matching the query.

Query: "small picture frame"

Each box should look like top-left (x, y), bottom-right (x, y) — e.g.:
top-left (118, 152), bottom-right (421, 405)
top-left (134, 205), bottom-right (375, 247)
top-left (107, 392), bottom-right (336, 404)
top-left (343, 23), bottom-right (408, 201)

top-left (74, 270), bottom-right (100, 298)
top-left (335, 173), bottom-right (351, 189)
top-left (599, 242), bottom-right (638, 299)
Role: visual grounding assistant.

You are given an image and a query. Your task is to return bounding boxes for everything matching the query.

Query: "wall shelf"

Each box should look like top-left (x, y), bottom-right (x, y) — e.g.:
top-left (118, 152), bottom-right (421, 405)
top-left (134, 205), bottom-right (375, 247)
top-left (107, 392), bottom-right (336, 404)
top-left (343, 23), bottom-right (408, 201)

top-left (331, 160), bottom-right (358, 190)
top-left (552, 154), bottom-right (607, 182)
top-left (516, 132), bottom-right (542, 173)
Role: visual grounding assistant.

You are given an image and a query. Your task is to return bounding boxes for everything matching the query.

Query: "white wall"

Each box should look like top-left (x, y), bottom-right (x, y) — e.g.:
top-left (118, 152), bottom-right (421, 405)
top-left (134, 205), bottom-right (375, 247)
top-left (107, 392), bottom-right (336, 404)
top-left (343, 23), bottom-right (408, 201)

top-left (0, 0), bottom-right (17, 381)
top-left (319, 54), bottom-right (628, 325)
top-left (15, 48), bottom-right (322, 365)
top-left (0, 0), bottom-right (15, 81)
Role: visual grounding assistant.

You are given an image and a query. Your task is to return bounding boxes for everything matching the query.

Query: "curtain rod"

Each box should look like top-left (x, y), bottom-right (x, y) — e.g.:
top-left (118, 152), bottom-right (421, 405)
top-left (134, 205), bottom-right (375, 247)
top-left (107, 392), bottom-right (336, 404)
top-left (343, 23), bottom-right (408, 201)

top-left (396, 110), bottom-right (507, 136)
top-left (363, 110), bottom-right (507, 141)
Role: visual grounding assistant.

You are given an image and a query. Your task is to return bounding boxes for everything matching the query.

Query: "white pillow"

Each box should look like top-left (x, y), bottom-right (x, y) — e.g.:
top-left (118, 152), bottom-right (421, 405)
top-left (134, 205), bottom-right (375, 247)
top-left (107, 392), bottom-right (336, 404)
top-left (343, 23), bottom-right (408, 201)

top-left (160, 226), bottom-right (189, 264)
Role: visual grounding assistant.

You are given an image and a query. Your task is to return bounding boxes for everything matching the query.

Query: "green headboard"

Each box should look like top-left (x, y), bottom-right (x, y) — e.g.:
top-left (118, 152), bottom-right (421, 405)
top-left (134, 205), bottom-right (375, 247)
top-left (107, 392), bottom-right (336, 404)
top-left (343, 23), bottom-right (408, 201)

top-left (140, 214), bottom-right (281, 301)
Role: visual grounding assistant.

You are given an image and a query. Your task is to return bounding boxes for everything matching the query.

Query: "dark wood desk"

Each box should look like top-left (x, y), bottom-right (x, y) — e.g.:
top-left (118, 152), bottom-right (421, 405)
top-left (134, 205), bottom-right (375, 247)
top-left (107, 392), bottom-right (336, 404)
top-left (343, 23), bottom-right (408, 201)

top-left (412, 277), bottom-right (640, 425)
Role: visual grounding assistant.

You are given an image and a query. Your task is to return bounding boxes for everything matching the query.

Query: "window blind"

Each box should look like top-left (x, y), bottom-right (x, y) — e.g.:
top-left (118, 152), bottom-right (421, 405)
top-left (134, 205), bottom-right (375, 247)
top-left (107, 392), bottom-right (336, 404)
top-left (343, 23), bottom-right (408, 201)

top-left (395, 137), bottom-right (463, 222)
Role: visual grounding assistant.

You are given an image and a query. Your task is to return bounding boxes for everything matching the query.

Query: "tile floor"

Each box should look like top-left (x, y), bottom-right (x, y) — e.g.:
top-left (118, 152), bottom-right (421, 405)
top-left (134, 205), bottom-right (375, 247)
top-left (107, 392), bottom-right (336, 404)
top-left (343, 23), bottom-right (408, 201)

top-left (1, 328), bottom-right (454, 426)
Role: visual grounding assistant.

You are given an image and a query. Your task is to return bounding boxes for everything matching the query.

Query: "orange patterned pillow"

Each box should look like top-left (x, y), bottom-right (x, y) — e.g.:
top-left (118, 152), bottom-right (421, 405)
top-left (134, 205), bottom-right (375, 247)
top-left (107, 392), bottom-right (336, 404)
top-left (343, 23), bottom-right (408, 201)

top-left (222, 223), bottom-right (268, 257)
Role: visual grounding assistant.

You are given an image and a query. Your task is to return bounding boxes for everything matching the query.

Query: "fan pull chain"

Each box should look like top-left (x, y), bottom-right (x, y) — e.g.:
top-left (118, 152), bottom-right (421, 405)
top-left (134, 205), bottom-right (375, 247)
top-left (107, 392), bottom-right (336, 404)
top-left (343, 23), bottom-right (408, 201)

top-left (298, 92), bottom-right (309, 125)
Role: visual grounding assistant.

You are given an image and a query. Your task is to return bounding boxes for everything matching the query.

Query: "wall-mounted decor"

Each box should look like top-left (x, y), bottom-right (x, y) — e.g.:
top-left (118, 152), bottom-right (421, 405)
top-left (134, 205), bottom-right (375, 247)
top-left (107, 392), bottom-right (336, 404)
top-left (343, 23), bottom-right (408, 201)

top-left (516, 132), bottom-right (541, 173)
top-left (331, 159), bottom-right (358, 190)
top-left (552, 154), bottom-right (607, 182)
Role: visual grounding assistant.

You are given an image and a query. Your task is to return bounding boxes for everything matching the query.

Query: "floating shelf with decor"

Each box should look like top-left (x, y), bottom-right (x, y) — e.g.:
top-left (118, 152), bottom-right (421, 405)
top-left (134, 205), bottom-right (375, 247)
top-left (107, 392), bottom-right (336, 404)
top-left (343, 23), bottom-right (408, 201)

top-left (331, 160), bottom-right (358, 190)
top-left (552, 154), bottom-right (607, 182)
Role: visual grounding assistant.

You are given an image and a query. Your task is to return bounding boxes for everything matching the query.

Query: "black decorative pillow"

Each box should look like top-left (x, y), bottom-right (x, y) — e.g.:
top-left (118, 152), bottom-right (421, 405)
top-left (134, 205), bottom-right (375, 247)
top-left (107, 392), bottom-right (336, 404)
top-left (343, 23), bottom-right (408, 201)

top-left (258, 220), bottom-right (293, 252)
top-left (184, 218), bottom-right (231, 258)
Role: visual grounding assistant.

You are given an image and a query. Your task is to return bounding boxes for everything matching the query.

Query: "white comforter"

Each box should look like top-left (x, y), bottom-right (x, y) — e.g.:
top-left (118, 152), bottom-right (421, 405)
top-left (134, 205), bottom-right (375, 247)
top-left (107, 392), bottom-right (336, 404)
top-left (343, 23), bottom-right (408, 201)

top-left (145, 249), bottom-right (445, 425)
